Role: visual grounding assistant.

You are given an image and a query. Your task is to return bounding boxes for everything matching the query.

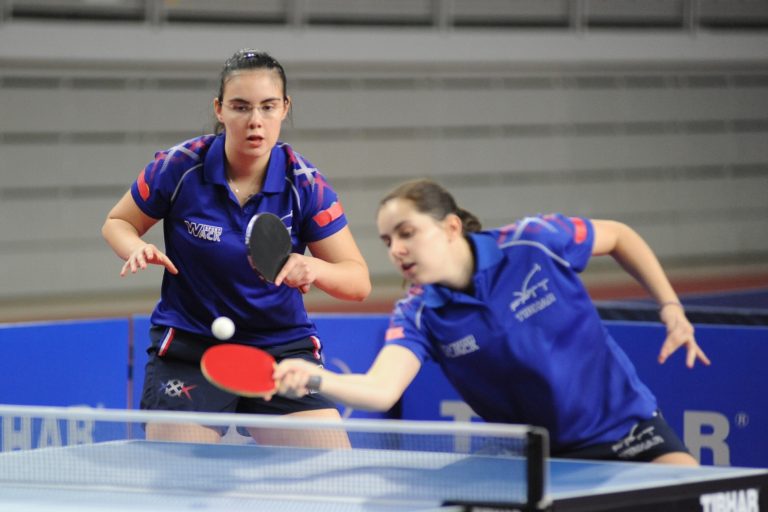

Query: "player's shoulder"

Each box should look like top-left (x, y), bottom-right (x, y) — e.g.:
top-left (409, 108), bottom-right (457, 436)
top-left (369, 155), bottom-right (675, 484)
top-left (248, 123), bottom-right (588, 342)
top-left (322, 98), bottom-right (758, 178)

top-left (487, 214), bottom-right (581, 245)
top-left (391, 285), bottom-right (427, 318)
top-left (386, 287), bottom-right (429, 337)
top-left (279, 143), bottom-right (315, 174)
top-left (152, 134), bottom-right (217, 173)
top-left (278, 142), bottom-right (331, 189)
top-left (136, 135), bottom-right (216, 203)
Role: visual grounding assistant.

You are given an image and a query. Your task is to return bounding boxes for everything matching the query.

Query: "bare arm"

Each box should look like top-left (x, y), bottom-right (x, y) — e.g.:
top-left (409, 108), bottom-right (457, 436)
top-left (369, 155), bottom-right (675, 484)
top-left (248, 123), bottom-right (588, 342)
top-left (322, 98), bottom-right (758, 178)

top-left (273, 345), bottom-right (421, 411)
top-left (592, 220), bottom-right (710, 368)
top-left (101, 190), bottom-right (178, 276)
top-left (274, 226), bottom-right (371, 301)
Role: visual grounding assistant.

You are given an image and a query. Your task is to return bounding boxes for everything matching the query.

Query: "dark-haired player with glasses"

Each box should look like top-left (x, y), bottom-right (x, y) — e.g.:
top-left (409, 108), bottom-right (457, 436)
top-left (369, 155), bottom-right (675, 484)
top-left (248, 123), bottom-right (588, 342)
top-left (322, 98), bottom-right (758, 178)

top-left (102, 49), bottom-right (370, 446)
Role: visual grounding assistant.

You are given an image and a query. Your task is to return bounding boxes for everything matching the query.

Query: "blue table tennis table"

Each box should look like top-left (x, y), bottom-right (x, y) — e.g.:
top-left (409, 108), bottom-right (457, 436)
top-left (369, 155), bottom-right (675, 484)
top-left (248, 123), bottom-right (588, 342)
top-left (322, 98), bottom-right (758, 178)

top-left (0, 440), bottom-right (765, 511)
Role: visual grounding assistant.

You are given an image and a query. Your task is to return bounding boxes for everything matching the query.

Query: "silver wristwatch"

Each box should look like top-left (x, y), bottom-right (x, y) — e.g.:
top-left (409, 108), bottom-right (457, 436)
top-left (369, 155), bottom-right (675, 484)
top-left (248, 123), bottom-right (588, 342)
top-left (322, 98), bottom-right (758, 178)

top-left (307, 374), bottom-right (322, 392)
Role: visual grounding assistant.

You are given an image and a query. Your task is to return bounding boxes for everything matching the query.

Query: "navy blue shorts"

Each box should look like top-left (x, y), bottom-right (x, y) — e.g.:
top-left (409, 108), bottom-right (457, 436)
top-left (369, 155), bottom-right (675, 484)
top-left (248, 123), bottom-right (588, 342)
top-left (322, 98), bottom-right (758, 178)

top-left (556, 411), bottom-right (691, 462)
top-left (140, 325), bottom-right (338, 416)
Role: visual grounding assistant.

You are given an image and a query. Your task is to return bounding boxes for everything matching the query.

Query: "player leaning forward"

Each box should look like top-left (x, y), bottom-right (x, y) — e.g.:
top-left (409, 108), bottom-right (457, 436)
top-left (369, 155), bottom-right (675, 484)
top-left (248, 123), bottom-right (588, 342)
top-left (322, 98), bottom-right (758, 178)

top-left (102, 49), bottom-right (370, 445)
top-left (274, 179), bottom-right (710, 464)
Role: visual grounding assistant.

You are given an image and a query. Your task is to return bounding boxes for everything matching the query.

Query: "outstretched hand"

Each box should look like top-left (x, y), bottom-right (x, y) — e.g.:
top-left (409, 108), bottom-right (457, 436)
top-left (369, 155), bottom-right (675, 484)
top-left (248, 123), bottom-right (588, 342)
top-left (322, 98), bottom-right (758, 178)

top-left (657, 304), bottom-right (711, 368)
top-left (121, 243), bottom-right (178, 276)
top-left (272, 358), bottom-right (320, 399)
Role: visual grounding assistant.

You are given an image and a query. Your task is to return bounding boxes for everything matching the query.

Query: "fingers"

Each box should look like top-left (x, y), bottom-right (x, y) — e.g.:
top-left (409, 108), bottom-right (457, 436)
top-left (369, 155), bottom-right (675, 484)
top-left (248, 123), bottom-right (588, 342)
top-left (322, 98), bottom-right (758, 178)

top-left (658, 333), bottom-right (710, 368)
top-left (272, 360), bottom-right (317, 398)
top-left (159, 253), bottom-right (179, 275)
top-left (272, 360), bottom-right (293, 381)
top-left (657, 343), bottom-right (671, 365)
top-left (656, 308), bottom-right (710, 368)
top-left (120, 244), bottom-right (177, 276)
top-left (657, 335), bottom-right (686, 364)
top-left (274, 254), bottom-right (316, 291)
top-left (687, 343), bottom-right (711, 369)
top-left (120, 247), bottom-right (147, 276)
top-left (657, 336), bottom-right (684, 365)
top-left (278, 370), bottom-right (310, 398)
top-left (274, 254), bottom-right (297, 286)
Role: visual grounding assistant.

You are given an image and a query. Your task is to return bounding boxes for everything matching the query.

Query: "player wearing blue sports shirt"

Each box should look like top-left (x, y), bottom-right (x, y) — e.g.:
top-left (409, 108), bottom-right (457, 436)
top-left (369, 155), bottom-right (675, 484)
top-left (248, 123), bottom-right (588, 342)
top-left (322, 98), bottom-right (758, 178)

top-left (102, 49), bottom-right (370, 446)
top-left (273, 179), bottom-right (710, 464)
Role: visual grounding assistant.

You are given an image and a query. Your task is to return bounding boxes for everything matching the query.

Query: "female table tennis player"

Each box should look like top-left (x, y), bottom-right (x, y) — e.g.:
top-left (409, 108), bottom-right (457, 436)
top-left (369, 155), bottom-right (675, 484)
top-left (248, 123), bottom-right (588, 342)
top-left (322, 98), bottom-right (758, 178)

top-left (101, 49), bottom-right (370, 446)
top-left (273, 178), bottom-right (709, 464)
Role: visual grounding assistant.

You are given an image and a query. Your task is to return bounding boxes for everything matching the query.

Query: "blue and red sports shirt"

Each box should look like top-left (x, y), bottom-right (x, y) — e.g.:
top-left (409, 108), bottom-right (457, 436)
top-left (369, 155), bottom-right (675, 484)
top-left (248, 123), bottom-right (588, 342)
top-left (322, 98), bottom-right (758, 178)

top-left (384, 214), bottom-right (658, 452)
top-left (130, 133), bottom-right (347, 346)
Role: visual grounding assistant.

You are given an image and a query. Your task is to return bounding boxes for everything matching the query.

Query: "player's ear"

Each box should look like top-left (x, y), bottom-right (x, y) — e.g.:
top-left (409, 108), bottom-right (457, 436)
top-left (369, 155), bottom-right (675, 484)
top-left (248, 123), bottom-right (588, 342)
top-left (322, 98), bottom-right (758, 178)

top-left (213, 97), bottom-right (224, 121)
top-left (444, 213), bottom-right (463, 240)
top-left (282, 95), bottom-right (292, 120)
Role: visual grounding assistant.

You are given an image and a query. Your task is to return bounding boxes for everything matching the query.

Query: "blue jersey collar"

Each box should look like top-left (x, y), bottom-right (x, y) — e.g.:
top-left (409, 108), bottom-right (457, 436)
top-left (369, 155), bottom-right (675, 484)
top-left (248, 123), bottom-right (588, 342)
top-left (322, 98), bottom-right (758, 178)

top-left (422, 232), bottom-right (503, 307)
top-left (203, 133), bottom-right (286, 194)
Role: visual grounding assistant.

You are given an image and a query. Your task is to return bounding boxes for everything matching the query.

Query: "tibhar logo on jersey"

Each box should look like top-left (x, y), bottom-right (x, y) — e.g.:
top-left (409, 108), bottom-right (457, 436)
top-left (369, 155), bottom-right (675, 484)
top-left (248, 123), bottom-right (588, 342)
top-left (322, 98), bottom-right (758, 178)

top-left (509, 264), bottom-right (557, 321)
top-left (184, 220), bottom-right (222, 242)
top-left (700, 488), bottom-right (759, 512)
top-left (160, 379), bottom-right (197, 400)
top-left (441, 334), bottom-right (480, 358)
top-left (611, 424), bottom-right (663, 459)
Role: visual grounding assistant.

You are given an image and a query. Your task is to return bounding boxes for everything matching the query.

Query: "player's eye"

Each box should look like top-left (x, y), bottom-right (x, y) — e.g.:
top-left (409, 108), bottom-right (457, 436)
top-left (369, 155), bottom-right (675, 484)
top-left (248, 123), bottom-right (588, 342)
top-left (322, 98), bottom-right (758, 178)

top-left (399, 228), bottom-right (415, 239)
top-left (231, 103), bottom-right (251, 113)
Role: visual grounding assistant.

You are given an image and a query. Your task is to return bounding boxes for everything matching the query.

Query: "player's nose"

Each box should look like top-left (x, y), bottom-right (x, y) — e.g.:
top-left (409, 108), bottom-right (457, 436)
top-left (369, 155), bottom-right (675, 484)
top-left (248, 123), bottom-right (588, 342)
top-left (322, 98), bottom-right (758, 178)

top-left (389, 238), bottom-right (407, 258)
top-left (248, 108), bottom-right (265, 127)
top-left (248, 115), bottom-right (262, 128)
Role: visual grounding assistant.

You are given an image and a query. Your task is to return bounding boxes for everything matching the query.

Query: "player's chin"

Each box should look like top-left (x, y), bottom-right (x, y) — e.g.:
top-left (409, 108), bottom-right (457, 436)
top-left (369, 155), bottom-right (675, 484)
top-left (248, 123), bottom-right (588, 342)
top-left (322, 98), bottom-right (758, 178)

top-left (239, 144), bottom-right (270, 158)
top-left (399, 267), bottom-right (416, 282)
top-left (402, 270), bottom-right (428, 286)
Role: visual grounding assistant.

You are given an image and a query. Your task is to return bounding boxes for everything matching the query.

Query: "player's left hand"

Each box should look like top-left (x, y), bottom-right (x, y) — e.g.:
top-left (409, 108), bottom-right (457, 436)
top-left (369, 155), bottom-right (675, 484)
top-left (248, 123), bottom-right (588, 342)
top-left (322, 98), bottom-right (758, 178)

top-left (657, 305), bottom-right (711, 368)
top-left (274, 253), bottom-right (316, 293)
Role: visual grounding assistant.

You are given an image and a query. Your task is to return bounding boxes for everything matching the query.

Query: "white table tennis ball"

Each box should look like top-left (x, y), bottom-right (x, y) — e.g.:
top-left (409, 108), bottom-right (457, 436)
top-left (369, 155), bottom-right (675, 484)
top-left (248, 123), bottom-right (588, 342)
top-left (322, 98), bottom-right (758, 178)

top-left (211, 316), bottom-right (235, 340)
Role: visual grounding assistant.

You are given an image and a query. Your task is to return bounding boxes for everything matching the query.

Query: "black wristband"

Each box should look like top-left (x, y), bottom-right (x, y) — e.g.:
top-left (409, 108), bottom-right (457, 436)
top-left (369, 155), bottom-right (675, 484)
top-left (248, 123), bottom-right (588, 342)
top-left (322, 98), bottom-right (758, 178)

top-left (307, 374), bottom-right (322, 393)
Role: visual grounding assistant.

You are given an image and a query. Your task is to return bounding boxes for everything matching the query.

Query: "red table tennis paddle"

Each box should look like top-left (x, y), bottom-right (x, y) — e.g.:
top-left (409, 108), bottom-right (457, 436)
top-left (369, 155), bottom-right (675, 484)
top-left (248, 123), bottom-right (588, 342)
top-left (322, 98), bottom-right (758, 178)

top-left (245, 212), bottom-right (291, 283)
top-left (200, 344), bottom-right (276, 397)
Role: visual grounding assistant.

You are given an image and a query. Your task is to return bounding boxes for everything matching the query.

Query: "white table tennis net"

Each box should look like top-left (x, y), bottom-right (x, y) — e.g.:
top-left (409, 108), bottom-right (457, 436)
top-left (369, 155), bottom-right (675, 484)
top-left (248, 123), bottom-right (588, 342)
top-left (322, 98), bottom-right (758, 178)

top-left (0, 405), bottom-right (548, 510)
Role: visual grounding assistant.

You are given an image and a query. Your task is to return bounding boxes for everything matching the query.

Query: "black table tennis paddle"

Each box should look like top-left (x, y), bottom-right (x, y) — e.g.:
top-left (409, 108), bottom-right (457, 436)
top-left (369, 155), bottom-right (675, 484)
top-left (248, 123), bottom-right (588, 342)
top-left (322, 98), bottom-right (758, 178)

top-left (245, 212), bottom-right (291, 283)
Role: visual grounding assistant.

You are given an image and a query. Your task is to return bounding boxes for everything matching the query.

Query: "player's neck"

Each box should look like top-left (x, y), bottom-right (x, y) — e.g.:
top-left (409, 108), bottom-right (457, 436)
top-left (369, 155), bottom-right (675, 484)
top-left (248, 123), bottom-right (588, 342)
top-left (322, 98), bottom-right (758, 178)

top-left (225, 157), bottom-right (267, 199)
top-left (226, 145), bottom-right (270, 179)
top-left (438, 236), bottom-right (475, 293)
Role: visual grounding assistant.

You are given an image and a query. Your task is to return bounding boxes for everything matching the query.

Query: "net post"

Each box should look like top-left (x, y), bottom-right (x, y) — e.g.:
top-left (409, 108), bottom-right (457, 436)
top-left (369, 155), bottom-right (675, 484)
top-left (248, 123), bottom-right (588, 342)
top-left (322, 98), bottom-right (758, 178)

top-left (526, 427), bottom-right (549, 511)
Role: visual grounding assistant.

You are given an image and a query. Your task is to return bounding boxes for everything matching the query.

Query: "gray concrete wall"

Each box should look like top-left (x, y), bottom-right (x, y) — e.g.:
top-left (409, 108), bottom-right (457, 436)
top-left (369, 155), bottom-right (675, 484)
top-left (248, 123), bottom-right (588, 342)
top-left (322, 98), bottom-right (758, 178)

top-left (1, 19), bottom-right (767, 309)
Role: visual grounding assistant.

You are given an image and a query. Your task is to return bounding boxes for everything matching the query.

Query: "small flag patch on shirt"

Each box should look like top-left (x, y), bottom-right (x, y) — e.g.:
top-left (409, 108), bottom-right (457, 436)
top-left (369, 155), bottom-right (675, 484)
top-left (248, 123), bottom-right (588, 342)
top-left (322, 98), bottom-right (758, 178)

top-left (385, 326), bottom-right (405, 341)
top-left (570, 217), bottom-right (587, 244)
top-left (313, 202), bottom-right (344, 227)
top-left (137, 170), bottom-right (151, 201)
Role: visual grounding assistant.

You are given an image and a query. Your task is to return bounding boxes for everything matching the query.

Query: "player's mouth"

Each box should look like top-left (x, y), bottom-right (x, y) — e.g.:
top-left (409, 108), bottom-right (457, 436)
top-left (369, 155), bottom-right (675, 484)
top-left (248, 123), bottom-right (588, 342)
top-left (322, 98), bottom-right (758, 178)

top-left (400, 262), bottom-right (416, 277)
top-left (246, 135), bottom-right (264, 147)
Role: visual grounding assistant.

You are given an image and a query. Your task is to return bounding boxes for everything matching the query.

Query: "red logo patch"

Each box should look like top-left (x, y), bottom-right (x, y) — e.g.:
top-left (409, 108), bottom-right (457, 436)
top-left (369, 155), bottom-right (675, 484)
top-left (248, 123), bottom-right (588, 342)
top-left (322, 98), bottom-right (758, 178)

top-left (137, 170), bottom-right (150, 201)
top-left (570, 217), bottom-right (587, 244)
top-left (313, 202), bottom-right (344, 227)
top-left (385, 327), bottom-right (405, 341)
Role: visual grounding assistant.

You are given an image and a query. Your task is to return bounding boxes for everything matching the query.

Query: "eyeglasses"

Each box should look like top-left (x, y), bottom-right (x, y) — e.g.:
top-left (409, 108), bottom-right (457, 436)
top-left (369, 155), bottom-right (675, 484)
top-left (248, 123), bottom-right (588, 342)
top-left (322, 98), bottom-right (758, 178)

top-left (225, 100), bottom-right (286, 120)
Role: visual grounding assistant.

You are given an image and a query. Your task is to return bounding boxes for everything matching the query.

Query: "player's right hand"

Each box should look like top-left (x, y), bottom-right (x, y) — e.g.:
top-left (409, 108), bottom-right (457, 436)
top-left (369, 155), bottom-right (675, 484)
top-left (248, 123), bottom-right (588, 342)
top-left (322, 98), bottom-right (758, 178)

top-left (121, 243), bottom-right (179, 276)
top-left (273, 359), bottom-right (320, 399)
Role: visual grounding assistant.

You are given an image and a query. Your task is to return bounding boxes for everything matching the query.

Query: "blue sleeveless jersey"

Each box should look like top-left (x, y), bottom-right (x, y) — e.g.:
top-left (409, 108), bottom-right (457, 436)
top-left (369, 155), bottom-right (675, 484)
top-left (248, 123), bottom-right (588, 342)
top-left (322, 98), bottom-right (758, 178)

top-left (385, 214), bottom-right (657, 451)
top-left (130, 133), bottom-right (348, 346)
